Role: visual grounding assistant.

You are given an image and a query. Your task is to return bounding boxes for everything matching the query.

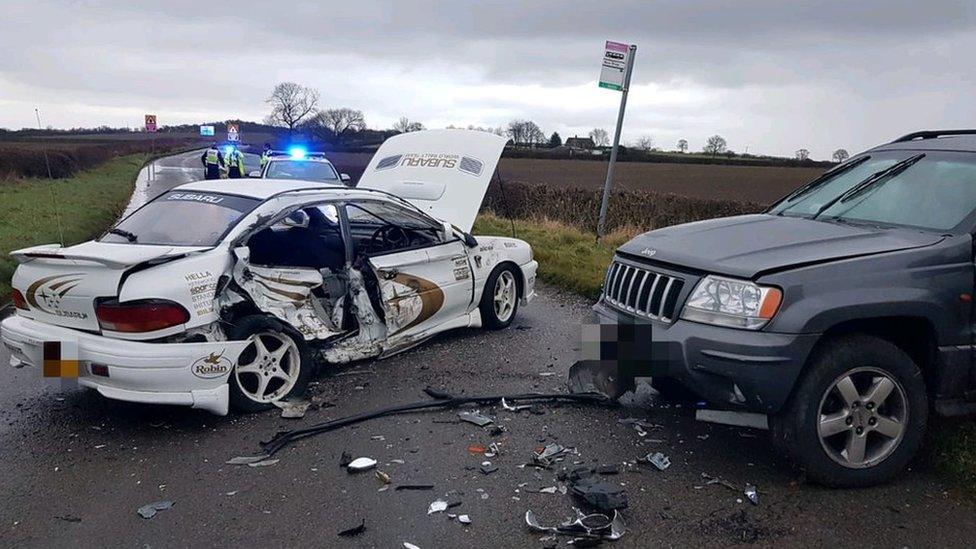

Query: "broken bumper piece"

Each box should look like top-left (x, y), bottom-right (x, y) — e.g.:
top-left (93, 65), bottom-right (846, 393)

top-left (1, 314), bottom-right (248, 415)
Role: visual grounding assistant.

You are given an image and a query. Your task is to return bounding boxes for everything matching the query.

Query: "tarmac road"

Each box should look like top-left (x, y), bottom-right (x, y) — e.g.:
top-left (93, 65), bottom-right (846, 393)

top-left (2, 152), bottom-right (976, 547)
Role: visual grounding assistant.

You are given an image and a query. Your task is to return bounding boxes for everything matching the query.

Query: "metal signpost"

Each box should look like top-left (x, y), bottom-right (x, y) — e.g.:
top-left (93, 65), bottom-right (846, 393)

top-left (145, 114), bottom-right (157, 181)
top-left (596, 41), bottom-right (637, 238)
top-left (227, 123), bottom-right (240, 142)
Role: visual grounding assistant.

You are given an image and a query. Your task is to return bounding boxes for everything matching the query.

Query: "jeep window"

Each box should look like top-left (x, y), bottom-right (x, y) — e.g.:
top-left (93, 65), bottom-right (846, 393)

top-left (816, 152), bottom-right (976, 231)
top-left (770, 155), bottom-right (900, 217)
top-left (100, 191), bottom-right (259, 246)
top-left (265, 160), bottom-right (340, 182)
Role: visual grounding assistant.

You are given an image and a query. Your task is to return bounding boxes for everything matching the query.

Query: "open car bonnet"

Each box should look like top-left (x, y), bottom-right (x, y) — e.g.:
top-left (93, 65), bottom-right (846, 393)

top-left (356, 129), bottom-right (509, 232)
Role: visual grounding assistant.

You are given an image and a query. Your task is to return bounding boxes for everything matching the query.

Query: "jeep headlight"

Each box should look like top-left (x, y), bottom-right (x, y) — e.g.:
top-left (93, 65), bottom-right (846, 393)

top-left (680, 275), bottom-right (782, 330)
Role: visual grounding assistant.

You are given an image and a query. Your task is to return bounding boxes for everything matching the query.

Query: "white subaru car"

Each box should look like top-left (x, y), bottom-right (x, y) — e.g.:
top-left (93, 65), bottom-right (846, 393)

top-left (2, 130), bottom-right (537, 415)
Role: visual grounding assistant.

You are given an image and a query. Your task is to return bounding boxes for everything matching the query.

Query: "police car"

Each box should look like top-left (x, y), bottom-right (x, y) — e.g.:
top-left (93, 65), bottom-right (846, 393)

top-left (2, 130), bottom-right (537, 415)
top-left (250, 148), bottom-right (352, 186)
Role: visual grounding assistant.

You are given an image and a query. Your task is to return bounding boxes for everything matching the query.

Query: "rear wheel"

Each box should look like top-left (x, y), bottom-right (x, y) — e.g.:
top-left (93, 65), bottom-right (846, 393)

top-left (480, 265), bottom-right (520, 329)
top-left (226, 315), bottom-right (314, 413)
top-left (771, 334), bottom-right (927, 487)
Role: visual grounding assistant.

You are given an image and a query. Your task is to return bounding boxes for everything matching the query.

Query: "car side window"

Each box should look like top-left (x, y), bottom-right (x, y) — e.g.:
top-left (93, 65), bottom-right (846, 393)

top-left (345, 201), bottom-right (446, 256)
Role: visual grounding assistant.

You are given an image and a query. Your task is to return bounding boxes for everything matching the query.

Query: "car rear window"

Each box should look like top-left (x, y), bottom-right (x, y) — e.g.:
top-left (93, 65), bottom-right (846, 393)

top-left (100, 191), bottom-right (259, 246)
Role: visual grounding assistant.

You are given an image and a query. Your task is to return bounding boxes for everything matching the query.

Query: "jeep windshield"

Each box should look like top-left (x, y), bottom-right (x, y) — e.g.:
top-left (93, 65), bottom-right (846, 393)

top-left (265, 160), bottom-right (339, 182)
top-left (770, 150), bottom-right (976, 231)
top-left (100, 191), bottom-right (259, 246)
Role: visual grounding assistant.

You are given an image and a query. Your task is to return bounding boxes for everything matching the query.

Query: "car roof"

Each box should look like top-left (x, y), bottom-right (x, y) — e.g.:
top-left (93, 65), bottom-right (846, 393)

top-left (174, 179), bottom-right (341, 199)
top-left (267, 156), bottom-right (334, 164)
top-left (869, 132), bottom-right (976, 154)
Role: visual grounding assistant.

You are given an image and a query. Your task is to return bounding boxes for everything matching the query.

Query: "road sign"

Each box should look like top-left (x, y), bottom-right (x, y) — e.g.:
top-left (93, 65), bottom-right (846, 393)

top-left (598, 41), bottom-right (632, 91)
top-left (199, 125), bottom-right (215, 136)
top-left (145, 114), bottom-right (157, 133)
top-left (227, 123), bottom-right (240, 142)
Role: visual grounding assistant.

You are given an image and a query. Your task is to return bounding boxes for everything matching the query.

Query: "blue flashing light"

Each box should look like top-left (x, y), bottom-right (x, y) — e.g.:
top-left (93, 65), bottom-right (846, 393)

top-left (223, 145), bottom-right (234, 156)
top-left (288, 147), bottom-right (307, 160)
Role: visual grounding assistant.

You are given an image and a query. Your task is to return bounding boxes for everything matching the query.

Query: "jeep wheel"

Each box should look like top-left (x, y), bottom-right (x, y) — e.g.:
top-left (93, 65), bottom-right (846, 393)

top-left (771, 334), bottom-right (927, 487)
top-left (227, 315), bottom-right (314, 413)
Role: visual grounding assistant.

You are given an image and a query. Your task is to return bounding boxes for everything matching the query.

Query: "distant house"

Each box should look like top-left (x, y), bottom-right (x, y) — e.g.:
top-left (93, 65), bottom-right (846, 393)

top-left (565, 136), bottom-right (596, 151)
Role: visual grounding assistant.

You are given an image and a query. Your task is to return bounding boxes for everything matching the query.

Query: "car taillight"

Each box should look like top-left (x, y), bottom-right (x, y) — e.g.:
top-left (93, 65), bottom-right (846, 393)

top-left (11, 289), bottom-right (28, 310)
top-left (95, 299), bottom-right (190, 333)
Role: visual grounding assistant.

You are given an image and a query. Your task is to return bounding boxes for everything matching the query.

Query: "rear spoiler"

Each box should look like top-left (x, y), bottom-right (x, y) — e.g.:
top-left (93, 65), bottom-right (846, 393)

top-left (9, 244), bottom-right (189, 269)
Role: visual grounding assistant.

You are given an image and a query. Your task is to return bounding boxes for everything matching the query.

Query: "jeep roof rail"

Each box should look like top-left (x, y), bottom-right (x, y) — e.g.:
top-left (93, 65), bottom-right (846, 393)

top-left (891, 129), bottom-right (976, 143)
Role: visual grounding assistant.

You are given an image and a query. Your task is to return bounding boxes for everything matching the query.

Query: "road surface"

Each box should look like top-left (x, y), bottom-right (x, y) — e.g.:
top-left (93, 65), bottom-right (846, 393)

top-left (2, 151), bottom-right (975, 547)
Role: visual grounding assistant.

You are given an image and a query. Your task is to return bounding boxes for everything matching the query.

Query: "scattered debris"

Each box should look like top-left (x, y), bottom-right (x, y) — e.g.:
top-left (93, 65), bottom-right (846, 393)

top-left (501, 398), bottom-right (532, 412)
top-left (467, 444), bottom-right (488, 455)
top-left (701, 472), bottom-right (738, 492)
top-left (395, 485), bottom-right (434, 491)
top-left (487, 425), bottom-right (505, 437)
top-left (744, 484), bottom-right (759, 506)
top-left (226, 455), bottom-right (269, 465)
top-left (428, 499), bottom-right (449, 515)
top-left (534, 444), bottom-right (571, 467)
top-left (458, 410), bottom-right (493, 427)
top-left (480, 463), bottom-right (499, 475)
top-left (404, 543), bottom-right (421, 549)
top-left (595, 464), bottom-right (619, 475)
top-left (644, 452), bottom-right (671, 471)
top-left (247, 458), bottom-right (280, 468)
top-left (347, 457), bottom-right (378, 472)
top-left (136, 501), bottom-right (174, 520)
top-left (458, 514), bottom-right (471, 524)
top-left (570, 478), bottom-right (628, 512)
top-left (525, 508), bottom-right (625, 541)
top-left (376, 470), bottom-right (392, 484)
top-left (337, 518), bottom-right (366, 537)
top-left (273, 399), bottom-right (312, 419)
top-left (539, 486), bottom-right (559, 494)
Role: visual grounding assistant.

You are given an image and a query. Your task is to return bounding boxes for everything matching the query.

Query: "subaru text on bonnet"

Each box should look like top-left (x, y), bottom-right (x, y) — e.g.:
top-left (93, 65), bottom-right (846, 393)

top-left (2, 130), bottom-right (537, 416)
top-left (589, 130), bottom-right (976, 487)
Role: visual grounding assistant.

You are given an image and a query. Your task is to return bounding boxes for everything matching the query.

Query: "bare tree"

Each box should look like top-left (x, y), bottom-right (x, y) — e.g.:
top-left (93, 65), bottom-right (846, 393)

top-left (703, 135), bottom-right (727, 156)
top-left (506, 119), bottom-right (529, 147)
top-left (313, 108), bottom-right (367, 142)
top-left (633, 135), bottom-right (654, 152)
top-left (795, 148), bottom-right (810, 161)
top-left (589, 128), bottom-right (610, 147)
top-left (525, 121), bottom-right (546, 147)
top-left (832, 148), bottom-right (850, 163)
top-left (265, 82), bottom-right (319, 132)
top-left (393, 116), bottom-right (425, 133)
top-left (677, 139), bottom-right (689, 153)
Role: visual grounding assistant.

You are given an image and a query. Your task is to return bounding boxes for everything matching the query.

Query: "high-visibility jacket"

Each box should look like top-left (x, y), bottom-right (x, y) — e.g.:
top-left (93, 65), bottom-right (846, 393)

top-left (228, 150), bottom-right (246, 173)
top-left (260, 151), bottom-right (271, 170)
top-left (204, 148), bottom-right (223, 166)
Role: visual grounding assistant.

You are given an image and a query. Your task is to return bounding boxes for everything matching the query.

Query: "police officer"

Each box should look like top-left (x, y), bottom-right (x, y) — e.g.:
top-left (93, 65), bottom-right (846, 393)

top-left (227, 146), bottom-right (246, 179)
top-left (201, 142), bottom-right (224, 180)
top-left (259, 143), bottom-right (272, 173)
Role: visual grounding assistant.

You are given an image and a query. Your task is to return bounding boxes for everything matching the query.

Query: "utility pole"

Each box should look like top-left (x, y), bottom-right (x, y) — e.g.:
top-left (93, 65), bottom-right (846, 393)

top-left (597, 43), bottom-right (637, 239)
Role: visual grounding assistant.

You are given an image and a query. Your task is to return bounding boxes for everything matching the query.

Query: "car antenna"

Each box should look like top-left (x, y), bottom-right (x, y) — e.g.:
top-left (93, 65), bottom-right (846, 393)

top-left (35, 108), bottom-right (65, 245)
top-left (492, 169), bottom-right (518, 239)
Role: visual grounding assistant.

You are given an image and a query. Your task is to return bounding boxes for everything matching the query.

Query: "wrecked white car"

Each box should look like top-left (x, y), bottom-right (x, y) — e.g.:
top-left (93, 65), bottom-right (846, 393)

top-left (1, 130), bottom-right (537, 415)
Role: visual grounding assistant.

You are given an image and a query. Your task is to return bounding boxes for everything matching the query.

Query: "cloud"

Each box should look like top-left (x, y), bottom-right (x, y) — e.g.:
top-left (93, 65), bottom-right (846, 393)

top-left (2, 0), bottom-right (975, 158)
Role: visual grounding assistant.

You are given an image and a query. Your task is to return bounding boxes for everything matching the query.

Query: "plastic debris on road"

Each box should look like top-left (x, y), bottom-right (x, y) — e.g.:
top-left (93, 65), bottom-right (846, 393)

top-left (427, 499), bottom-right (449, 515)
top-left (501, 397), bottom-right (532, 412)
top-left (458, 514), bottom-right (471, 524)
top-left (745, 484), bottom-right (759, 505)
top-left (337, 518), bottom-right (366, 537)
top-left (137, 500), bottom-right (174, 520)
top-left (404, 543), bottom-right (421, 549)
top-left (570, 477), bottom-right (629, 512)
top-left (700, 472), bottom-right (738, 491)
top-left (376, 470), bottom-right (392, 484)
top-left (272, 399), bottom-right (312, 419)
top-left (247, 458), bottom-right (280, 468)
top-left (644, 452), bottom-right (671, 471)
top-left (458, 410), bottom-right (493, 426)
top-left (226, 455), bottom-right (270, 465)
top-left (525, 508), bottom-right (625, 541)
top-left (347, 457), bottom-right (378, 472)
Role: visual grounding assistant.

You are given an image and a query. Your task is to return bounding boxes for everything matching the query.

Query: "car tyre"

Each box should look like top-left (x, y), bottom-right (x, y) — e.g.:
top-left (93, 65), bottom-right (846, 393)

top-left (771, 334), bottom-right (927, 487)
top-left (226, 315), bottom-right (315, 413)
top-left (480, 265), bottom-right (520, 330)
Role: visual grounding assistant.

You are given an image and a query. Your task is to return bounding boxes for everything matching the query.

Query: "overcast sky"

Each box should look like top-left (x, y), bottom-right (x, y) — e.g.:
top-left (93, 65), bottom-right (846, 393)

top-left (2, 0), bottom-right (975, 158)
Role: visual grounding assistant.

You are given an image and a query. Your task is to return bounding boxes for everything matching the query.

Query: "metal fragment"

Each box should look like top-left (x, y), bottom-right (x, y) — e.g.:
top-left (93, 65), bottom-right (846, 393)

top-left (427, 499), bottom-right (448, 515)
top-left (136, 500), bottom-right (174, 520)
top-left (458, 410), bottom-right (493, 427)
top-left (247, 458), bottom-right (280, 468)
top-left (226, 455), bottom-right (269, 465)
top-left (645, 452), bottom-right (671, 471)
top-left (273, 399), bottom-right (312, 419)
top-left (745, 484), bottom-right (759, 505)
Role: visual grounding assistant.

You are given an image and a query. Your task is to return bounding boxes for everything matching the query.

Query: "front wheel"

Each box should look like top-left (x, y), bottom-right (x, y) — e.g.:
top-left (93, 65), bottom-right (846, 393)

top-left (480, 265), bottom-right (520, 330)
top-left (226, 315), bottom-right (315, 413)
top-left (771, 334), bottom-right (927, 487)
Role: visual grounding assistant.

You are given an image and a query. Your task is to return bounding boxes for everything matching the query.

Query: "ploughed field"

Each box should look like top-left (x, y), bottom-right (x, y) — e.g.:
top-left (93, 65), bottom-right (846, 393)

top-left (328, 152), bottom-right (825, 205)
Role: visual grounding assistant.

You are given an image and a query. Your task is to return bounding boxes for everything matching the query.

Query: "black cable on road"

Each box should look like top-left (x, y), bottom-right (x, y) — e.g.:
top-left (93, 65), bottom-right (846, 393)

top-left (257, 388), bottom-right (613, 458)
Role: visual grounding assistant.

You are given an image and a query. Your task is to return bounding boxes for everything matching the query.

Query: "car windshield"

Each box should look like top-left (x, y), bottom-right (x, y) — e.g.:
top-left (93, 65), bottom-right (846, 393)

top-left (770, 151), bottom-right (976, 231)
top-left (265, 160), bottom-right (339, 182)
top-left (100, 191), bottom-right (259, 246)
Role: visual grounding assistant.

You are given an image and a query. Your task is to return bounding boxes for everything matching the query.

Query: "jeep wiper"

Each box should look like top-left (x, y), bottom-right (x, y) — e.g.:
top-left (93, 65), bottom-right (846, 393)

top-left (782, 156), bottom-right (870, 204)
top-left (107, 228), bottom-right (138, 242)
top-left (812, 153), bottom-right (925, 219)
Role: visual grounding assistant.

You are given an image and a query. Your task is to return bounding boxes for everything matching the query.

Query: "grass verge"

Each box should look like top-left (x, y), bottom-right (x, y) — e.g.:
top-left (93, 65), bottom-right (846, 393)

top-left (473, 211), bottom-right (639, 299)
top-left (0, 154), bottom-right (147, 300)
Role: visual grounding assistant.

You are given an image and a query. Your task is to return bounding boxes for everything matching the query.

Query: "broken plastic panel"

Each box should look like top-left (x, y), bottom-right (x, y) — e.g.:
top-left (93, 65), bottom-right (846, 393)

top-left (525, 508), bottom-right (625, 541)
top-left (347, 457), bottom-right (377, 472)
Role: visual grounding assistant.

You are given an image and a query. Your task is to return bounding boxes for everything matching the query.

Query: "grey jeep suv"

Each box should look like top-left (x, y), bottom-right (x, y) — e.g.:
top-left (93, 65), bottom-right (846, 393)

top-left (594, 130), bottom-right (976, 486)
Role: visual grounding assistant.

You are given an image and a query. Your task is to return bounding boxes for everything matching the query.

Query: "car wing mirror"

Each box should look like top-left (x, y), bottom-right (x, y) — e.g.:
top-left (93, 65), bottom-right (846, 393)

top-left (248, 170), bottom-right (261, 178)
top-left (340, 173), bottom-right (351, 182)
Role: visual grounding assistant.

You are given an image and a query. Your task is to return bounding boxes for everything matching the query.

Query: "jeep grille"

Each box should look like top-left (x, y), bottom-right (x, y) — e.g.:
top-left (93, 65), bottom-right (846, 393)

top-left (603, 261), bottom-right (685, 322)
